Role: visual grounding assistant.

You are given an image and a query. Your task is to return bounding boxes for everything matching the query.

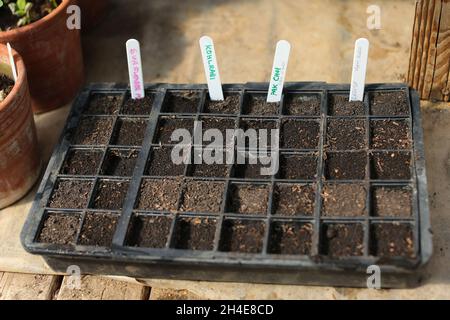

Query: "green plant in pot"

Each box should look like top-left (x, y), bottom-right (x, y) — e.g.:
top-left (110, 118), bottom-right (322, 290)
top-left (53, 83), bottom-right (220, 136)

top-left (0, 0), bottom-right (84, 113)
top-left (0, 0), bottom-right (60, 29)
top-left (6, 0), bottom-right (34, 27)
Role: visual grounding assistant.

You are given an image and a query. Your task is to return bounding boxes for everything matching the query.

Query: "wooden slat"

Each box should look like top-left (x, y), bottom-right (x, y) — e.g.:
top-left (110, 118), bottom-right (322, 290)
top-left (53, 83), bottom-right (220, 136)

top-left (418, 0), bottom-right (437, 94)
top-left (446, 66), bottom-right (450, 101)
top-left (413, 0), bottom-right (429, 89)
top-left (150, 288), bottom-right (201, 300)
top-left (0, 273), bottom-right (62, 300)
top-left (409, 0), bottom-right (450, 101)
top-left (430, 0), bottom-right (450, 101)
top-left (56, 275), bottom-right (150, 300)
top-left (422, 0), bottom-right (442, 98)
top-left (408, 0), bottom-right (423, 84)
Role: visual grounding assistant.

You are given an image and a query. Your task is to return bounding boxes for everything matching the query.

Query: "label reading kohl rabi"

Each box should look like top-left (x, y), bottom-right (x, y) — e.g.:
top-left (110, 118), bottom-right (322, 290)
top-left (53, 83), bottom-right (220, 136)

top-left (267, 40), bottom-right (291, 103)
top-left (126, 39), bottom-right (145, 100)
top-left (199, 36), bottom-right (224, 101)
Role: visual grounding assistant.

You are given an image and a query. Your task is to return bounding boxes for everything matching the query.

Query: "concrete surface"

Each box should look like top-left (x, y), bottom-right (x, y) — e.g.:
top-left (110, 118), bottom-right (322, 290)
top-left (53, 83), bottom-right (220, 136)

top-left (83, 0), bottom-right (414, 84)
top-left (0, 0), bottom-right (449, 299)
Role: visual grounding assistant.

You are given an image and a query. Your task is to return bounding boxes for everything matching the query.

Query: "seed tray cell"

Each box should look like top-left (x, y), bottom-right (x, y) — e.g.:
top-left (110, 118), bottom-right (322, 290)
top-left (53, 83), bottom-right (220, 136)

top-left (78, 212), bottom-right (120, 247)
top-left (145, 146), bottom-right (187, 177)
top-left (162, 90), bottom-right (202, 114)
top-left (22, 83), bottom-right (431, 288)
top-left (122, 94), bottom-right (155, 116)
top-left (71, 116), bottom-right (115, 146)
top-left (112, 118), bottom-right (148, 147)
top-left (243, 93), bottom-right (280, 116)
top-left (188, 148), bottom-right (232, 178)
top-left (172, 216), bottom-right (218, 251)
top-left (154, 117), bottom-right (195, 144)
top-left (60, 148), bottom-right (104, 176)
top-left (203, 93), bottom-right (241, 115)
top-left (100, 148), bottom-right (140, 177)
top-left (283, 93), bottom-right (321, 116)
top-left (90, 179), bottom-right (130, 210)
top-left (273, 183), bottom-right (316, 217)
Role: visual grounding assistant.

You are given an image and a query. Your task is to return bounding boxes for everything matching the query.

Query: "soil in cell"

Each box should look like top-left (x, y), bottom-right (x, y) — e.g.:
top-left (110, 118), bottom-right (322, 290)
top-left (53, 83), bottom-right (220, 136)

top-left (228, 184), bottom-right (270, 215)
top-left (204, 94), bottom-right (240, 114)
top-left (127, 215), bottom-right (173, 248)
top-left (371, 120), bottom-right (411, 149)
top-left (72, 117), bottom-right (114, 145)
top-left (113, 118), bottom-right (148, 146)
top-left (370, 92), bottom-right (409, 116)
top-left (61, 149), bottom-right (103, 176)
top-left (282, 120), bottom-right (320, 149)
top-left (163, 91), bottom-right (200, 113)
top-left (325, 152), bottom-right (366, 180)
top-left (327, 119), bottom-right (367, 150)
top-left (101, 149), bottom-right (139, 177)
top-left (243, 95), bottom-right (279, 116)
top-left (219, 219), bottom-right (266, 253)
top-left (146, 147), bottom-right (186, 176)
top-left (121, 95), bottom-right (154, 115)
top-left (371, 223), bottom-right (415, 258)
top-left (284, 94), bottom-right (321, 116)
top-left (328, 95), bottom-right (365, 116)
top-left (154, 118), bottom-right (194, 144)
top-left (280, 154), bottom-right (318, 180)
top-left (136, 179), bottom-right (182, 212)
top-left (273, 184), bottom-right (316, 216)
top-left (321, 224), bottom-right (364, 257)
top-left (322, 184), bottom-right (367, 217)
top-left (38, 212), bottom-right (81, 245)
top-left (85, 94), bottom-right (123, 115)
top-left (372, 187), bottom-right (412, 217)
top-left (371, 152), bottom-right (411, 180)
top-left (92, 180), bottom-right (130, 210)
top-left (268, 222), bottom-right (313, 255)
top-left (78, 213), bottom-right (119, 247)
top-left (49, 180), bottom-right (93, 209)
top-left (180, 181), bottom-right (225, 213)
top-left (173, 217), bottom-right (217, 251)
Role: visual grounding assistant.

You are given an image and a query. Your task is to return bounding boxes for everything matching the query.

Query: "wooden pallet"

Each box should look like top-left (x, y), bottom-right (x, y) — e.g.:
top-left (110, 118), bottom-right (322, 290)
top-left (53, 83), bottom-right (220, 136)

top-left (0, 272), bottom-right (204, 300)
top-left (0, 273), bottom-right (150, 300)
top-left (408, 0), bottom-right (450, 101)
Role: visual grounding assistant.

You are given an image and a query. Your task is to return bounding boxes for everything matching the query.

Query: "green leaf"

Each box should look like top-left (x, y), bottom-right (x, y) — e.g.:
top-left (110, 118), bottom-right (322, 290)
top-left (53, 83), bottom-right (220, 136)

top-left (24, 2), bottom-right (32, 12)
top-left (8, 3), bottom-right (17, 14)
top-left (17, 0), bottom-right (26, 10)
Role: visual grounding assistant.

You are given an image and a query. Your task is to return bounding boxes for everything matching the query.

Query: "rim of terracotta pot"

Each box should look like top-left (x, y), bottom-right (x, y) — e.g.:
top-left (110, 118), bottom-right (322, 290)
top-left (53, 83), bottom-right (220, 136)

top-left (0, 43), bottom-right (26, 113)
top-left (0, 0), bottom-right (74, 37)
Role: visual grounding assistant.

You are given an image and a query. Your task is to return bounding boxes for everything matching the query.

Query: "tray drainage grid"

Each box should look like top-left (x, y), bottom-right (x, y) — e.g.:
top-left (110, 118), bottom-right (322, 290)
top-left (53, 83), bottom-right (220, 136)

top-left (21, 83), bottom-right (431, 288)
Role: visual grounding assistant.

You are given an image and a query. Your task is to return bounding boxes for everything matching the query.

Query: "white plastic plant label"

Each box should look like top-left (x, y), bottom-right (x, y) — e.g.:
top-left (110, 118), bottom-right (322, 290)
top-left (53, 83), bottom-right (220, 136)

top-left (126, 39), bottom-right (145, 100)
top-left (199, 36), bottom-right (224, 101)
top-left (349, 38), bottom-right (370, 102)
top-left (7, 43), bottom-right (18, 82)
top-left (267, 40), bottom-right (291, 103)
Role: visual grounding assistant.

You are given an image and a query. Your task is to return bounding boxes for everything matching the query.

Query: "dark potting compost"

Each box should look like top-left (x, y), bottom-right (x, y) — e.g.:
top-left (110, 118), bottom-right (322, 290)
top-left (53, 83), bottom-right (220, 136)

top-left (243, 94), bottom-right (279, 116)
top-left (0, 74), bottom-right (14, 102)
top-left (21, 83), bottom-right (431, 288)
top-left (204, 93), bottom-right (240, 114)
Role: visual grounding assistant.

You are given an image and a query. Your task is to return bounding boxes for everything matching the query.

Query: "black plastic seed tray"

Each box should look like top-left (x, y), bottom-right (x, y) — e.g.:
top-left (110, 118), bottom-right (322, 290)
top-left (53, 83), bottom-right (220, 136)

top-left (21, 82), bottom-right (432, 288)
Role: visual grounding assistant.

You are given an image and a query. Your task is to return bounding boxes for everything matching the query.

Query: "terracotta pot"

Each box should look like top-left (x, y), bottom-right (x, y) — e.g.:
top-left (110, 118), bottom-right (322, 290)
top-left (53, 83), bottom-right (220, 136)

top-left (78, 0), bottom-right (108, 30)
top-left (0, 0), bottom-right (84, 114)
top-left (0, 44), bottom-right (41, 209)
